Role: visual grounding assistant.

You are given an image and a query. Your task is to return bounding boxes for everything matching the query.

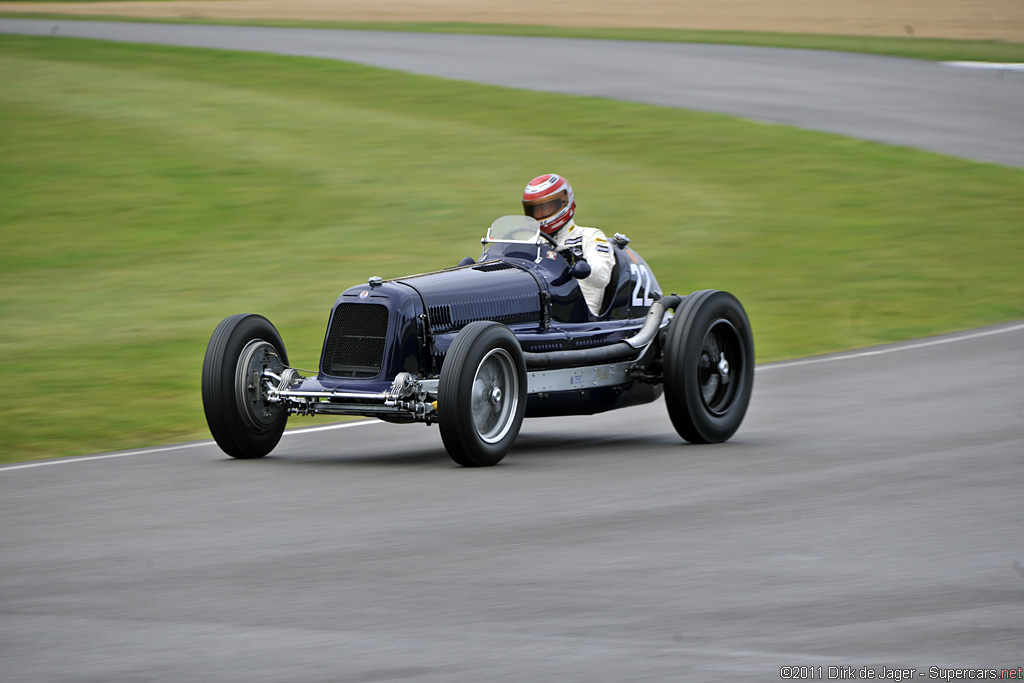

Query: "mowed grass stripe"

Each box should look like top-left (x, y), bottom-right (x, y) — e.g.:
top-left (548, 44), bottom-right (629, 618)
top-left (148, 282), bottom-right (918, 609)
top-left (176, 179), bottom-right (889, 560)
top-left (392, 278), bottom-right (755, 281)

top-left (1, 35), bottom-right (1022, 463)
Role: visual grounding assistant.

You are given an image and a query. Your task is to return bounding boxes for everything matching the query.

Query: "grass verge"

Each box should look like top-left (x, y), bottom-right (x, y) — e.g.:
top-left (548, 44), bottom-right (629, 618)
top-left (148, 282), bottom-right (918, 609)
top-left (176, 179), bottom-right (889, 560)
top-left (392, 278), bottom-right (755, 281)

top-left (1, 35), bottom-right (1022, 464)
top-left (1, 12), bottom-right (1023, 62)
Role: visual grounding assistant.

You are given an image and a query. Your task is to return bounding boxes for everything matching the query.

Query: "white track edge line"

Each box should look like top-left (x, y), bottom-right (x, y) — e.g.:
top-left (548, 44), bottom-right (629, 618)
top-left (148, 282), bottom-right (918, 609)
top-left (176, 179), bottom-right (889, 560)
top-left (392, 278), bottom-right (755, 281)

top-left (943, 61), bottom-right (1024, 72)
top-left (0, 420), bottom-right (381, 472)
top-left (3, 323), bottom-right (1021, 472)
top-left (758, 322), bottom-right (1024, 371)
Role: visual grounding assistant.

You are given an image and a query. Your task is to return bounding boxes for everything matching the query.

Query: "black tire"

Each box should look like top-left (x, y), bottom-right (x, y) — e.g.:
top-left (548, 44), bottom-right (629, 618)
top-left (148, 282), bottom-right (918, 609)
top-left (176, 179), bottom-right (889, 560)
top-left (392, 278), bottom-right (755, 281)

top-left (202, 314), bottom-right (289, 459)
top-left (663, 290), bottom-right (754, 443)
top-left (438, 321), bottom-right (527, 467)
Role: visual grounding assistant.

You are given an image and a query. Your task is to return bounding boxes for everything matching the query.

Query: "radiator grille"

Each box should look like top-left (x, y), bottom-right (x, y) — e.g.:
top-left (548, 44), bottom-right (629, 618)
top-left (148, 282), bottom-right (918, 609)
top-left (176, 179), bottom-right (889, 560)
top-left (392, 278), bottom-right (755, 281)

top-left (322, 303), bottom-right (388, 378)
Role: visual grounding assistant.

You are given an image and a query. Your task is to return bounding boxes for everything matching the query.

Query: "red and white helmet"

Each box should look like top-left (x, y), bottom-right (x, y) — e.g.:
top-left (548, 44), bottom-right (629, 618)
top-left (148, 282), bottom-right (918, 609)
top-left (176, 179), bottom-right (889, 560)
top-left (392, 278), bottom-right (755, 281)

top-left (523, 173), bottom-right (575, 234)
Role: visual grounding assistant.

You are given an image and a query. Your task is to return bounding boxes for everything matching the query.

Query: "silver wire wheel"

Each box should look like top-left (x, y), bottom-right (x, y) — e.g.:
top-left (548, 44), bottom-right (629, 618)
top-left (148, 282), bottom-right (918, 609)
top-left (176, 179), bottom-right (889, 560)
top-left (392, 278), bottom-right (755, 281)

top-left (438, 322), bottom-right (527, 467)
top-left (471, 348), bottom-right (520, 444)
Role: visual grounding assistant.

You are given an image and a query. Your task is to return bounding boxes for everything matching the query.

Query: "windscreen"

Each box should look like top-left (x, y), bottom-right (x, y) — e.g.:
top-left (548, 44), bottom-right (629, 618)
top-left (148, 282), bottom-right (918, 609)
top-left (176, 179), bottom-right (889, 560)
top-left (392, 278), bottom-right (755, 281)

top-left (485, 215), bottom-right (543, 242)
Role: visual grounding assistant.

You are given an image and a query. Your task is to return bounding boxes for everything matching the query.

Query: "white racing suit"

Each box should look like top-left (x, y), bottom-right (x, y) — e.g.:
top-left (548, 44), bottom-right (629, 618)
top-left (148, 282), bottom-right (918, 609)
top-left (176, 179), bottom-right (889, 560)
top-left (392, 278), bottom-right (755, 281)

top-left (551, 220), bottom-right (616, 316)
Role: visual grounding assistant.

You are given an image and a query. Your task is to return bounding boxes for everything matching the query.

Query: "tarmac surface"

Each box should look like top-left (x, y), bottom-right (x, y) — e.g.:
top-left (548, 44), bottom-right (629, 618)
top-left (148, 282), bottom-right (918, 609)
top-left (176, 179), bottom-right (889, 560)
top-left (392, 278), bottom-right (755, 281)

top-left (2, 19), bottom-right (1024, 167)
top-left (2, 324), bottom-right (1022, 680)
top-left (1, 20), bottom-right (1022, 681)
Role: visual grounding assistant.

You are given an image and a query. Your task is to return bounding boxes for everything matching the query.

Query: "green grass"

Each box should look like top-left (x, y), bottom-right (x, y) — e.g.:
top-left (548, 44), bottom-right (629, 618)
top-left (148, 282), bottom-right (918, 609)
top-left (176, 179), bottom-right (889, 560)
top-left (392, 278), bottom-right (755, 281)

top-left (1, 35), bottom-right (1022, 464)
top-left (2, 12), bottom-right (1023, 63)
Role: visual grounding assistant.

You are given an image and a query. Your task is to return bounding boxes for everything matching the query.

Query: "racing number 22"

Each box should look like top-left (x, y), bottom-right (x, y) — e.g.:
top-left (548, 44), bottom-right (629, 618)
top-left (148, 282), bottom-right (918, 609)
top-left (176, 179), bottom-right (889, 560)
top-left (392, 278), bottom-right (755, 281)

top-left (630, 264), bottom-right (654, 307)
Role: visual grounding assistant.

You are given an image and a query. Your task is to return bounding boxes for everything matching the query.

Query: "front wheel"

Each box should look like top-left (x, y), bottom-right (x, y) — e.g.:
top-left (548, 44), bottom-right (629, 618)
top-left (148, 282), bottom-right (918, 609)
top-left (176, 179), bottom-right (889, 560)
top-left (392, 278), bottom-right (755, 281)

top-left (663, 290), bottom-right (754, 443)
top-left (201, 314), bottom-right (289, 458)
top-left (438, 322), bottom-right (527, 467)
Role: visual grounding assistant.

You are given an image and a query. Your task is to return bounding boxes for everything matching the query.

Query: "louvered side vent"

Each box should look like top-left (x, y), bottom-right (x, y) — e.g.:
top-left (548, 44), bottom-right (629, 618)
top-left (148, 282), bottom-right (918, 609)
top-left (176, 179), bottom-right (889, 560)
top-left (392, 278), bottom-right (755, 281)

top-left (428, 305), bottom-right (454, 332)
top-left (571, 331), bottom-right (631, 349)
top-left (322, 303), bottom-right (389, 378)
top-left (473, 262), bottom-right (518, 272)
top-left (449, 293), bottom-right (540, 327)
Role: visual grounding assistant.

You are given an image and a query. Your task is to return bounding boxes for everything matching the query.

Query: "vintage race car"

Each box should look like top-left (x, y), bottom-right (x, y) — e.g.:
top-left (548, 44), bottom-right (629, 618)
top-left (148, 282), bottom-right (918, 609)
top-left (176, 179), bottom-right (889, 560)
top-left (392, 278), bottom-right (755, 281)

top-left (201, 216), bottom-right (754, 466)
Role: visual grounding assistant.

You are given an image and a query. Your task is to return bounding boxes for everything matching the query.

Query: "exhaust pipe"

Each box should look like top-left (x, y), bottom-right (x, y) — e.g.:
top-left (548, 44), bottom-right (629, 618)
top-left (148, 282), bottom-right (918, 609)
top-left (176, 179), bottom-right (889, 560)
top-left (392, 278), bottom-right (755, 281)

top-left (523, 294), bottom-right (683, 369)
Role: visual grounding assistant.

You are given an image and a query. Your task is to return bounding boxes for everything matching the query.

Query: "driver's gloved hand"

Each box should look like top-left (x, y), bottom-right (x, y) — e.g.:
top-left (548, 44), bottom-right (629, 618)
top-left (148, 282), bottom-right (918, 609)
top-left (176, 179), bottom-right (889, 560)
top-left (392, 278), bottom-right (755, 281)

top-left (558, 245), bottom-right (585, 263)
top-left (571, 259), bottom-right (591, 279)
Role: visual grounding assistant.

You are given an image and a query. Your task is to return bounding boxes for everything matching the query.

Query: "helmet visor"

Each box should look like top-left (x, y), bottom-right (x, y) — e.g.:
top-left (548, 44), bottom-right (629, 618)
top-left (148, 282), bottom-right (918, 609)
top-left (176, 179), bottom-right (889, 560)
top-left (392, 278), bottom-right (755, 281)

top-left (523, 191), bottom-right (568, 221)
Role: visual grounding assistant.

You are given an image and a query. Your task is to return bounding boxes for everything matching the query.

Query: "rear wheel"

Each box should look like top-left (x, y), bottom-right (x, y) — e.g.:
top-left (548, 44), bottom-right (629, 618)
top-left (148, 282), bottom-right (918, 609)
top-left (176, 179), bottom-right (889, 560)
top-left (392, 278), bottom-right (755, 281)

top-left (438, 322), bottom-right (527, 467)
top-left (202, 314), bottom-right (289, 458)
top-left (663, 290), bottom-right (754, 443)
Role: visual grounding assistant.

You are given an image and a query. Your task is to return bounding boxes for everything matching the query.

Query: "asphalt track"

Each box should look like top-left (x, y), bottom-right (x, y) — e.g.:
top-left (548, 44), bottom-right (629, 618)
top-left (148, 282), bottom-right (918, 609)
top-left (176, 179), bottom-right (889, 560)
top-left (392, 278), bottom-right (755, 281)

top-left (2, 18), bottom-right (1024, 168)
top-left (2, 20), bottom-right (1023, 682)
top-left (2, 324), bottom-right (1023, 681)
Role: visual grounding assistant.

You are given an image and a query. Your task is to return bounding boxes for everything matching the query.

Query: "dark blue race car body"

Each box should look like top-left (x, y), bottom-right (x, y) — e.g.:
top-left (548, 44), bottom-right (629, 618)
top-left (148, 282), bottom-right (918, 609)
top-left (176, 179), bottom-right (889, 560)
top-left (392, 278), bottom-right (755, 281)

top-left (202, 216), bottom-right (754, 466)
top-left (314, 220), bottom-right (663, 419)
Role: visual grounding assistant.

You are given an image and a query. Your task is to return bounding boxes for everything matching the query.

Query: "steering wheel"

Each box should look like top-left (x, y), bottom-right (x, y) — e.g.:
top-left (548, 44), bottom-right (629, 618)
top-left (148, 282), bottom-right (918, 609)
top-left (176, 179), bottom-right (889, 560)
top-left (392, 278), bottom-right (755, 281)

top-left (538, 231), bottom-right (575, 260)
top-left (537, 230), bottom-right (591, 278)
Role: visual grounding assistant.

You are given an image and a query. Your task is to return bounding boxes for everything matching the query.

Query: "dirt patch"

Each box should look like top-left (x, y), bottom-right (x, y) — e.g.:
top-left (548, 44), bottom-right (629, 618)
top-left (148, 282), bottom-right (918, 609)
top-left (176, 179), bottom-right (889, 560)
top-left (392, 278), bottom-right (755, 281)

top-left (2, 0), bottom-right (1022, 42)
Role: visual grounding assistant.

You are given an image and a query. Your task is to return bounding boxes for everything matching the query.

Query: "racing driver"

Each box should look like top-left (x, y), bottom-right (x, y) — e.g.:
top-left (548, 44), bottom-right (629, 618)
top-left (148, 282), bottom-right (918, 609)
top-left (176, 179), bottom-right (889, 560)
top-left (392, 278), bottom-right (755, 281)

top-left (522, 173), bottom-right (615, 316)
